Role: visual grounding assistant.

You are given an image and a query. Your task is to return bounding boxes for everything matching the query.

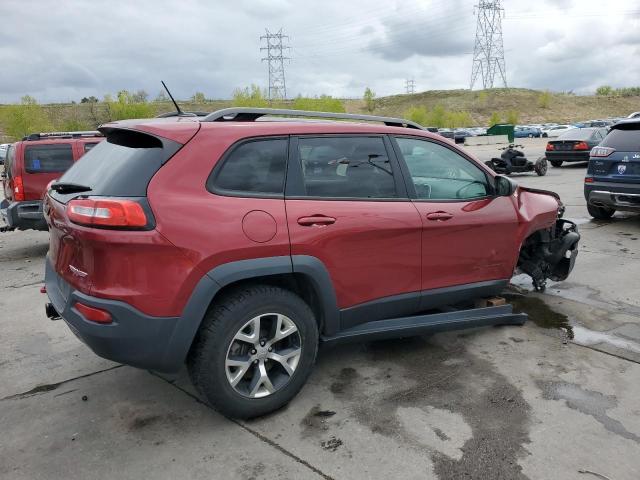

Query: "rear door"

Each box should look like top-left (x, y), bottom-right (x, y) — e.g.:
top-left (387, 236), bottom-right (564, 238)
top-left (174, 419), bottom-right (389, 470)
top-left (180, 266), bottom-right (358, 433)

top-left (285, 135), bottom-right (422, 328)
top-left (391, 135), bottom-right (519, 292)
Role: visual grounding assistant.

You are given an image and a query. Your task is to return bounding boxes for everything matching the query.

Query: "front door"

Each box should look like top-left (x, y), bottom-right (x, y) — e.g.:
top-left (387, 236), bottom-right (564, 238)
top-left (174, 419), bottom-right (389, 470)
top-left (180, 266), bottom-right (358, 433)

top-left (285, 135), bottom-right (422, 328)
top-left (392, 136), bottom-right (520, 292)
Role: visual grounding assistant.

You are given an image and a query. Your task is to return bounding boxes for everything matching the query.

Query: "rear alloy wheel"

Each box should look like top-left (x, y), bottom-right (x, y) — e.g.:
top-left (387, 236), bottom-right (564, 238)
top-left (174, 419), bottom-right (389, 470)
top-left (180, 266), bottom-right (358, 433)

top-left (188, 285), bottom-right (318, 418)
top-left (534, 157), bottom-right (548, 176)
top-left (587, 203), bottom-right (615, 220)
top-left (550, 160), bottom-right (563, 167)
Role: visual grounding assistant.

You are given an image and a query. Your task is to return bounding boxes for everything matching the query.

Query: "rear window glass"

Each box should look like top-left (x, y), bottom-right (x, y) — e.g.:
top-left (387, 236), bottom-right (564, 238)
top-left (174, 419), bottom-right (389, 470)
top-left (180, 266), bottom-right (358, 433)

top-left (53, 130), bottom-right (178, 202)
top-left (558, 129), bottom-right (596, 140)
top-left (601, 127), bottom-right (640, 151)
top-left (24, 144), bottom-right (73, 173)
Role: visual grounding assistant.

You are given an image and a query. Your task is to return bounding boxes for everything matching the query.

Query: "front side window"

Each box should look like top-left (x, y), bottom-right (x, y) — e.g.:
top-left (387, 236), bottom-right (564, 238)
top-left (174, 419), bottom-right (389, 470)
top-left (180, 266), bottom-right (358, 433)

top-left (297, 136), bottom-right (396, 198)
top-left (24, 144), bottom-right (73, 173)
top-left (395, 137), bottom-right (490, 200)
top-left (212, 138), bottom-right (287, 195)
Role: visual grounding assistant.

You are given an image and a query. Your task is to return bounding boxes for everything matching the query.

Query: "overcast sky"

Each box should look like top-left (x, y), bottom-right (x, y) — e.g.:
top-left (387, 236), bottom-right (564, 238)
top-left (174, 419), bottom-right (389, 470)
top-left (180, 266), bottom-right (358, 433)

top-left (0, 0), bottom-right (638, 103)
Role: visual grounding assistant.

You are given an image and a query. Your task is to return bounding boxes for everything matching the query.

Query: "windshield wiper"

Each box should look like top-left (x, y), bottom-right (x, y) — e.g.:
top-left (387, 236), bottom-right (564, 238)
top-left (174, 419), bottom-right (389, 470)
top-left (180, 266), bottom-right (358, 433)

top-left (50, 182), bottom-right (92, 194)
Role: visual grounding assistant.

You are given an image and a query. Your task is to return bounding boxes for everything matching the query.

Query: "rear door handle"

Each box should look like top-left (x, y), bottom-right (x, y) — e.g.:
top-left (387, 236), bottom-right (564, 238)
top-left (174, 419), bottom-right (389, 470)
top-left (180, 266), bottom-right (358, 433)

top-left (297, 215), bottom-right (336, 226)
top-left (426, 211), bottom-right (453, 221)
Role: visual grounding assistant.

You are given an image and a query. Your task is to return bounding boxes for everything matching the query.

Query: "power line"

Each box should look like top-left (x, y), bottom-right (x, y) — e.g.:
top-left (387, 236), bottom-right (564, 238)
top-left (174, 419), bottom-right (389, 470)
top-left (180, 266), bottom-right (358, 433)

top-left (470, 1), bottom-right (507, 89)
top-left (405, 78), bottom-right (416, 94)
top-left (260, 28), bottom-right (290, 101)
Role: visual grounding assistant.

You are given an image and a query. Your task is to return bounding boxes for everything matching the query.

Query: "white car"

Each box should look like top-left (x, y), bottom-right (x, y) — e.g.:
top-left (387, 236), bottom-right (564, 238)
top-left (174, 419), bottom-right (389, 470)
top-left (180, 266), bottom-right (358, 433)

top-left (628, 112), bottom-right (640, 119)
top-left (544, 125), bottom-right (576, 138)
top-left (0, 143), bottom-right (10, 165)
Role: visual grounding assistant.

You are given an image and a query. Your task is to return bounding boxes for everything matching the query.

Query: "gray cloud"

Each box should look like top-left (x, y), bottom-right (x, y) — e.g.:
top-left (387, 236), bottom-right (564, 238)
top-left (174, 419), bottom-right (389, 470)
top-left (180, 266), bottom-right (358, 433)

top-left (0, 0), bottom-right (638, 103)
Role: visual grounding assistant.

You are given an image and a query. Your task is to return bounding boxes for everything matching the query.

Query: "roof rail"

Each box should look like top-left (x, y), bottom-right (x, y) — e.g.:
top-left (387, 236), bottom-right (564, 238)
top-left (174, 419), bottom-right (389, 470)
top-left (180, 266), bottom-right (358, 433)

top-left (23, 131), bottom-right (102, 141)
top-left (156, 111), bottom-right (210, 118)
top-left (201, 108), bottom-right (424, 130)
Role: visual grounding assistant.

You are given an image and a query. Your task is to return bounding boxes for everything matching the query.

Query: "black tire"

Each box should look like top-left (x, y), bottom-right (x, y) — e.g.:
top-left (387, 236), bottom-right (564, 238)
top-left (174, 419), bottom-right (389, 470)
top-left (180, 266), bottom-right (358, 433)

top-left (534, 157), bottom-right (548, 176)
top-left (550, 160), bottom-right (563, 167)
top-left (187, 285), bottom-right (319, 419)
top-left (587, 203), bottom-right (615, 220)
top-left (542, 133), bottom-right (548, 138)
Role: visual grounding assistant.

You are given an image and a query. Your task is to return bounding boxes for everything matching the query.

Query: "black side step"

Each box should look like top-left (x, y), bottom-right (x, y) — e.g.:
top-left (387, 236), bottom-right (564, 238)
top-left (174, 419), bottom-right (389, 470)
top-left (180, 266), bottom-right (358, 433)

top-left (321, 304), bottom-right (527, 345)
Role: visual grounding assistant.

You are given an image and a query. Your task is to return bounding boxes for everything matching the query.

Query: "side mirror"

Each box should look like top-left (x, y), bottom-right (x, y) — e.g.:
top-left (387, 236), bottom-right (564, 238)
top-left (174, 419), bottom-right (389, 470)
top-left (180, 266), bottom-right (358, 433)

top-left (495, 175), bottom-right (517, 196)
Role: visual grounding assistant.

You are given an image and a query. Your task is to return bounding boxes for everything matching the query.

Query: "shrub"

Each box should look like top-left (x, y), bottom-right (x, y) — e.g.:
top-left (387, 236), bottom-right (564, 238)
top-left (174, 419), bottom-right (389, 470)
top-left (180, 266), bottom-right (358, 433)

top-left (0, 95), bottom-right (53, 140)
top-left (232, 85), bottom-right (269, 107)
top-left (489, 112), bottom-right (501, 126)
top-left (595, 85), bottom-right (613, 96)
top-left (505, 110), bottom-right (519, 125)
top-left (538, 90), bottom-right (551, 109)
top-left (104, 90), bottom-right (155, 121)
top-left (292, 95), bottom-right (345, 113)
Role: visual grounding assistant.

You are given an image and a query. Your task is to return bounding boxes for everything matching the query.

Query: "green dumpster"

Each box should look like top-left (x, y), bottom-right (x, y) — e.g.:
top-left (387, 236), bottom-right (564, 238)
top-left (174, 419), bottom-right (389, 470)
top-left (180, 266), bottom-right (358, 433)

top-left (487, 123), bottom-right (515, 143)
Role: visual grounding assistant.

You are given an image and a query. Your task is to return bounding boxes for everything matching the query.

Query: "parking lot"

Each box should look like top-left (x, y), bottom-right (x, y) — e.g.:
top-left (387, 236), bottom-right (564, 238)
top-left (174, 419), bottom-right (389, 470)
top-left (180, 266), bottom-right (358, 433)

top-left (1, 137), bottom-right (639, 480)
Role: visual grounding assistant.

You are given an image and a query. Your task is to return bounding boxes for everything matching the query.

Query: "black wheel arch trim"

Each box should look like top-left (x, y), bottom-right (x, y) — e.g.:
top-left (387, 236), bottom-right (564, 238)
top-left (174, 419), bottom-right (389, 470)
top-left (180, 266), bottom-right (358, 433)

top-left (167, 255), bottom-right (340, 370)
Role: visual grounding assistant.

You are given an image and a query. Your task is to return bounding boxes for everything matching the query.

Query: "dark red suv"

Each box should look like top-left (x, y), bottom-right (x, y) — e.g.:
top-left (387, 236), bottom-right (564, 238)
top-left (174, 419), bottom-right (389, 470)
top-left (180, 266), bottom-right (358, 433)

top-left (44, 109), bottom-right (579, 418)
top-left (1, 131), bottom-right (103, 231)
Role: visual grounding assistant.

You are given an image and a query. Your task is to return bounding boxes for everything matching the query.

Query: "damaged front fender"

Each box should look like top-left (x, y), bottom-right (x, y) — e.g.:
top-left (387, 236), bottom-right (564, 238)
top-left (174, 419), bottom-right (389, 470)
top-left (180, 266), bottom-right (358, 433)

top-left (516, 218), bottom-right (580, 292)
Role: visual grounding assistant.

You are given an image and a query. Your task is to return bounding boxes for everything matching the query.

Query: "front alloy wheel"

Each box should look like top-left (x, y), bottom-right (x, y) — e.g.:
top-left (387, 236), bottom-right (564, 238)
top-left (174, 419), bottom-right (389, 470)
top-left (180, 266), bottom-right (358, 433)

top-left (225, 313), bottom-right (302, 398)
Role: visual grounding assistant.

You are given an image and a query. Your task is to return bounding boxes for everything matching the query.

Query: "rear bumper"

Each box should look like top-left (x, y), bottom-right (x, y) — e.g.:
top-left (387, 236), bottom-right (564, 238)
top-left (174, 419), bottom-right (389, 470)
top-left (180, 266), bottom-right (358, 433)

top-left (44, 258), bottom-right (183, 372)
top-left (0, 199), bottom-right (47, 231)
top-left (545, 151), bottom-right (590, 163)
top-left (585, 181), bottom-right (640, 212)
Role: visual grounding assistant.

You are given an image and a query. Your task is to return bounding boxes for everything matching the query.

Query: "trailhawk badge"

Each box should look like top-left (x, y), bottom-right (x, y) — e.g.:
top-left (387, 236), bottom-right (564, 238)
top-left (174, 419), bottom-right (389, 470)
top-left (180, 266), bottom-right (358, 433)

top-left (618, 164), bottom-right (627, 174)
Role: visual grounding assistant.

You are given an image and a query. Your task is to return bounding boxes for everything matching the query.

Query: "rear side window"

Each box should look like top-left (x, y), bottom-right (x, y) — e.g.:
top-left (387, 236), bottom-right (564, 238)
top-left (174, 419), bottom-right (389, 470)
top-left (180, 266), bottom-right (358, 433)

top-left (52, 129), bottom-right (180, 203)
top-left (601, 127), bottom-right (640, 151)
top-left (296, 136), bottom-right (397, 198)
top-left (24, 144), bottom-right (73, 173)
top-left (83, 142), bottom-right (98, 153)
top-left (210, 138), bottom-right (287, 195)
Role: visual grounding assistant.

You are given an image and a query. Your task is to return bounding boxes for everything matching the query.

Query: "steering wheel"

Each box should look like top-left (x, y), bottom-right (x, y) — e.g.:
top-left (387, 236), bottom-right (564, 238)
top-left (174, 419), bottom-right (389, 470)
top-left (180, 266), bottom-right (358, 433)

top-left (455, 180), bottom-right (487, 199)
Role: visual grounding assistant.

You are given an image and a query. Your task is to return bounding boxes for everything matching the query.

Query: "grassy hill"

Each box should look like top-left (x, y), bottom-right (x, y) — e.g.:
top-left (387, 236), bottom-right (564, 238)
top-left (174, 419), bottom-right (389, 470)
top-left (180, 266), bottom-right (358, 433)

top-left (346, 88), bottom-right (640, 126)
top-left (1, 88), bottom-right (638, 141)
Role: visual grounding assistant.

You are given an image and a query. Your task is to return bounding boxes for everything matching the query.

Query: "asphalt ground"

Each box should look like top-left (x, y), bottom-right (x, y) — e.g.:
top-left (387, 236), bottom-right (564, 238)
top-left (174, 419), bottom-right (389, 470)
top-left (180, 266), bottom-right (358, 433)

top-left (1, 137), bottom-right (639, 479)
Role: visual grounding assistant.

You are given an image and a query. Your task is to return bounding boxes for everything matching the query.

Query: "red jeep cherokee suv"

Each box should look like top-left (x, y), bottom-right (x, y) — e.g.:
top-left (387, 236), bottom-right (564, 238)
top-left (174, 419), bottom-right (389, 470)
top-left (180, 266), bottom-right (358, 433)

top-left (1, 131), bottom-right (103, 231)
top-left (44, 109), bottom-right (579, 418)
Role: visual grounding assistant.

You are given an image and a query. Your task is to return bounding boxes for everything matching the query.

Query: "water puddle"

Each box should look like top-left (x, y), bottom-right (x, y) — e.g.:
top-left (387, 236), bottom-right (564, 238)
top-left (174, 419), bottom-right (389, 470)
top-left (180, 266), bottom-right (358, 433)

top-left (506, 293), bottom-right (574, 339)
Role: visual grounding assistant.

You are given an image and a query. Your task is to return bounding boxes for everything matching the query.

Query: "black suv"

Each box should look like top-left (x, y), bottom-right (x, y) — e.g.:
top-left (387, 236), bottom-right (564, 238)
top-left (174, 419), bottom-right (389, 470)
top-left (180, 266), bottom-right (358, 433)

top-left (585, 119), bottom-right (640, 219)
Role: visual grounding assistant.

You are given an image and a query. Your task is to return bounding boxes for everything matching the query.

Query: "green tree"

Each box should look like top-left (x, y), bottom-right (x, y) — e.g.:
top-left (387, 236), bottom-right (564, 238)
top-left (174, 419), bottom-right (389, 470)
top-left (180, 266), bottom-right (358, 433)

top-left (505, 110), bottom-right (519, 125)
top-left (105, 90), bottom-right (155, 121)
top-left (489, 112), bottom-right (501, 126)
top-left (232, 85), bottom-right (269, 107)
top-left (363, 87), bottom-right (376, 113)
top-left (595, 85), bottom-right (613, 96)
top-left (80, 96), bottom-right (99, 103)
top-left (191, 92), bottom-right (207, 103)
top-left (405, 106), bottom-right (429, 126)
top-left (538, 90), bottom-right (551, 109)
top-left (292, 95), bottom-right (345, 113)
top-left (0, 95), bottom-right (53, 140)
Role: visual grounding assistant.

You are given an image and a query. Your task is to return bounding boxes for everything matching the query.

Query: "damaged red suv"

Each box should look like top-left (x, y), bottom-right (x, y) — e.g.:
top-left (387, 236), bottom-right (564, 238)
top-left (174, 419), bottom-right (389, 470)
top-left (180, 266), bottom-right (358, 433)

top-left (44, 109), bottom-right (579, 418)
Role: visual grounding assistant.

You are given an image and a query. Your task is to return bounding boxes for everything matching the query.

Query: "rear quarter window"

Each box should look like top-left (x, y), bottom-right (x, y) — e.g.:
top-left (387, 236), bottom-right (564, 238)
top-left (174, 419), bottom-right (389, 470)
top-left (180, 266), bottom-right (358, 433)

top-left (24, 144), bottom-right (74, 173)
top-left (601, 127), bottom-right (640, 151)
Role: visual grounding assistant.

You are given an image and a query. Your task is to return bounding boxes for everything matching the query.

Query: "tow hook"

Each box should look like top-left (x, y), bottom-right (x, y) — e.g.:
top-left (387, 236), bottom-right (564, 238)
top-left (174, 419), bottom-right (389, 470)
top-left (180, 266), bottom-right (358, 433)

top-left (45, 303), bottom-right (61, 321)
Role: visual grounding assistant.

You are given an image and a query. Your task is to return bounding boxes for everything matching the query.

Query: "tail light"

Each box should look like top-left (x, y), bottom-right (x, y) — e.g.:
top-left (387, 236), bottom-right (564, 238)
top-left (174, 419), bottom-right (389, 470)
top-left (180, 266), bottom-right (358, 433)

top-left (584, 177), bottom-right (594, 183)
top-left (13, 176), bottom-right (25, 201)
top-left (74, 302), bottom-right (112, 324)
top-left (590, 146), bottom-right (615, 157)
top-left (574, 142), bottom-right (589, 150)
top-left (545, 143), bottom-right (554, 151)
top-left (67, 198), bottom-right (148, 228)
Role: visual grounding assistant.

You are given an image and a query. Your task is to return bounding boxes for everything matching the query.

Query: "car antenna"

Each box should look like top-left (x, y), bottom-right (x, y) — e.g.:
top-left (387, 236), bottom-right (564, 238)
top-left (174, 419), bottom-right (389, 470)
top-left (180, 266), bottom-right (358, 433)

top-left (161, 80), bottom-right (184, 116)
